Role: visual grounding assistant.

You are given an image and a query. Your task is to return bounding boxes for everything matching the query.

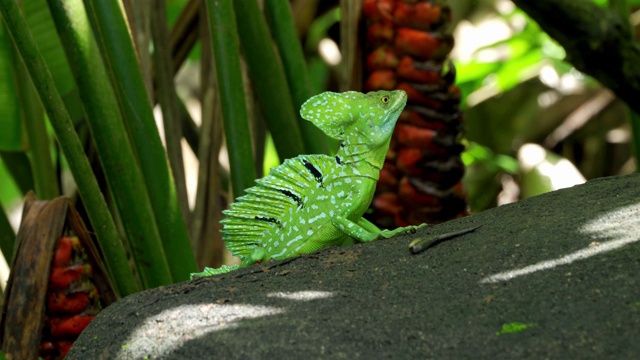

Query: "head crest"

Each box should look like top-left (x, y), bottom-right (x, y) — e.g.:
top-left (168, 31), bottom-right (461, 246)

top-left (300, 91), bottom-right (358, 140)
top-left (300, 90), bottom-right (407, 144)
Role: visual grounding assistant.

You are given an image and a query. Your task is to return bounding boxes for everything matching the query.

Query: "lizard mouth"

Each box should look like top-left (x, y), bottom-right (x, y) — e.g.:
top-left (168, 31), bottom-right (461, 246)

top-left (382, 90), bottom-right (408, 127)
top-left (392, 90), bottom-right (408, 108)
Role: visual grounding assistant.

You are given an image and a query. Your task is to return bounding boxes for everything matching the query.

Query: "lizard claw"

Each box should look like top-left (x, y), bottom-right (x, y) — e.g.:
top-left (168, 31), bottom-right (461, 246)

top-left (405, 223), bottom-right (427, 234)
top-left (378, 223), bottom-right (427, 239)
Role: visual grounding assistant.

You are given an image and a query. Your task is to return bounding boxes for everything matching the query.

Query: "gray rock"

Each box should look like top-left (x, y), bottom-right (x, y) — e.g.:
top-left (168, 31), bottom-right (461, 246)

top-left (68, 173), bottom-right (640, 359)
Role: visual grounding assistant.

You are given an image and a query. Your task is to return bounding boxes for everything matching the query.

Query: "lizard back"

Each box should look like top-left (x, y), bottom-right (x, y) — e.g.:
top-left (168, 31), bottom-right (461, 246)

top-left (220, 153), bottom-right (375, 260)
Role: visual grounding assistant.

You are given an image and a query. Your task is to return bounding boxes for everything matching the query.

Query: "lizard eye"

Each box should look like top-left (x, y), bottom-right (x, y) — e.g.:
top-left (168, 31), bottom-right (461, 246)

top-left (381, 95), bottom-right (390, 104)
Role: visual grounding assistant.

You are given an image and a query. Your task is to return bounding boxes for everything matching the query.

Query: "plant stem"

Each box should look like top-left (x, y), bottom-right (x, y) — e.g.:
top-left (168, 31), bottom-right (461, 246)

top-left (15, 58), bottom-right (59, 200)
top-left (205, 0), bottom-right (256, 196)
top-left (83, 0), bottom-right (197, 281)
top-left (151, 0), bottom-right (191, 228)
top-left (233, 0), bottom-right (306, 161)
top-left (264, 0), bottom-right (329, 155)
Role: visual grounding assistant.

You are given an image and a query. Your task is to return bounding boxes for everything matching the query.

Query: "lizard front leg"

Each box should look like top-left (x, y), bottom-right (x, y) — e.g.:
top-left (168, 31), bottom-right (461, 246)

top-left (332, 216), bottom-right (426, 243)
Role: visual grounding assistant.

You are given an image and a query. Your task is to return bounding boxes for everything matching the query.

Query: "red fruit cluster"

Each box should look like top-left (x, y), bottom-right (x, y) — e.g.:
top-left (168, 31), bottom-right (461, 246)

top-left (363, 0), bottom-right (467, 227)
top-left (39, 236), bottom-right (102, 360)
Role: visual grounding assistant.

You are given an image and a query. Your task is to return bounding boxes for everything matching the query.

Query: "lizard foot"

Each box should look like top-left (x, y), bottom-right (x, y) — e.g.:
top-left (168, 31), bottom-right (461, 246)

top-left (190, 265), bottom-right (239, 279)
top-left (379, 223), bottom-right (427, 239)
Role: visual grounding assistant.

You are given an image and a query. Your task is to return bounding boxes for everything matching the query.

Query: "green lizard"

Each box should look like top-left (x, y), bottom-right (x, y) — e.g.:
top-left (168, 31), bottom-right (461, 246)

top-left (191, 90), bottom-right (425, 278)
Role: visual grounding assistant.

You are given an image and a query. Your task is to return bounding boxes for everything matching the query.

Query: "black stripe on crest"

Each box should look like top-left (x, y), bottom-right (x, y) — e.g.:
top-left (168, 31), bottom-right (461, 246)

top-left (279, 189), bottom-right (303, 207)
top-left (255, 216), bottom-right (282, 228)
top-left (302, 159), bottom-right (323, 185)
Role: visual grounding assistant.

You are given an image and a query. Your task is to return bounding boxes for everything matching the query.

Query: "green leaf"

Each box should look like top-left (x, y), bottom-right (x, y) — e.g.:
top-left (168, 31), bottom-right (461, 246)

top-left (0, 0), bottom-right (140, 296)
top-left (496, 322), bottom-right (536, 336)
top-left (461, 142), bottom-right (518, 174)
top-left (205, 0), bottom-right (256, 196)
top-left (455, 61), bottom-right (500, 85)
top-left (233, 0), bottom-right (306, 161)
top-left (264, 0), bottom-right (329, 155)
top-left (49, 0), bottom-right (177, 289)
top-left (494, 50), bottom-right (544, 91)
top-left (0, 23), bottom-right (22, 151)
top-left (21, 0), bottom-right (76, 98)
top-left (15, 61), bottom-right (59, 200)
top-left (84, 0), bottom-right (197, 282)
top-left (0, 154), bottom-right (23, 206)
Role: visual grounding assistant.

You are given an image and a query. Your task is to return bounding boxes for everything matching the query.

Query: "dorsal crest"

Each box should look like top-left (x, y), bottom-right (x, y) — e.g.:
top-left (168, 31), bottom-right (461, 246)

top-left (220, 155), bottom-right (335, 258)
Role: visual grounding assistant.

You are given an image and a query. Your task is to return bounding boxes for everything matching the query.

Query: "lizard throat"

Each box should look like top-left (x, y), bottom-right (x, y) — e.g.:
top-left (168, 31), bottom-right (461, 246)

top-left (336, 138), bottom-right (392, 178)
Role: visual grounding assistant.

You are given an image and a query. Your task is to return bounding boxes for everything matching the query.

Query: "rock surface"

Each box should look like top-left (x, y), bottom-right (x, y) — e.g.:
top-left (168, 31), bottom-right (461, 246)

top-left (68, 174), bottom-right (640, 359)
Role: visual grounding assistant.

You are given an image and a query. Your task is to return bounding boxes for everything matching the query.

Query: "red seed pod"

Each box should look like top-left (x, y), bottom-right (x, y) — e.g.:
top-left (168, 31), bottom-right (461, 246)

top-left (399, 110), bottom-right (450, 131)
top-left (48, 315), bottom-right (95, 337)
top-left (396, 82), bottom-right (443, 109)
top-left (397, 56), bottom-right (441, 83)
top-left (393, 1), bottom-right (444, 30)
top-left (53, 236), bottom-right (80, 267)
top-left (363, 0), bottom-right (468, 227)
top-left (397, 149), bottom-right (464, 184)
top-left (394, 28), bottom-right (439, 59)
top-left (395, 128), bottom-right (463, 160)
top-left (396, 147), bottom-right (422, 176)
top-left (414, 2), bottom-right (447, 25)
top-left (365, 70), bottom-right (397, 91)
top-left (49, 264), bottom-right (92, 290)
top-left (398, 176), bottom-right (442, 208)
top-left (372, 192), bottom-right (403, 215)
top-left (363, 0), bottom-right (396, 21)
top-left (395, 123), bottom-right (437, 148)
top-left (47, 291), bottom-right (90, 314)
top-left (403, 180), bottom-right (469, 223)
top-left (366, 46), bottom-right (400, 71)
top-left (367, 21), bottom-right (395, 44)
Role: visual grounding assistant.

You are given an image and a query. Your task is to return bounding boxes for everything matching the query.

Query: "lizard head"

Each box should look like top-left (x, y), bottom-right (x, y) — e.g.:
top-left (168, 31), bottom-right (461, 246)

top-left (300, 90), bottom-right (407, 147)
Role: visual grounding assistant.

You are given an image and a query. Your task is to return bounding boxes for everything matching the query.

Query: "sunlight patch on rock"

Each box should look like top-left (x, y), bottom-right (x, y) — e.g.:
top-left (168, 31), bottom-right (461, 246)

top-left (266, 291), bottom-right (336, 301)
top-left (118, 303), bottom-right (282, 358)
top-left (480, 203), bottom-right (640, 284)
